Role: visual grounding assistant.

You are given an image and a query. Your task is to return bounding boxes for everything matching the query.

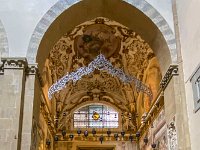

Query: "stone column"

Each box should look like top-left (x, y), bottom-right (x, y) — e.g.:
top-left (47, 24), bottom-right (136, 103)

top-left (21, 64), bottom-right (39, 150)
top-left (171, 0), bottom-right (191, 149)
top-left (0, 58), bottom-right (27, 150)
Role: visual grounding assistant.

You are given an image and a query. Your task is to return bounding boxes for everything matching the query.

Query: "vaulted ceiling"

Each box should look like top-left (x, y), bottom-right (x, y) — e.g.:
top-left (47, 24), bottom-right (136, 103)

top-left (42, 17), bottom-right (162, 132)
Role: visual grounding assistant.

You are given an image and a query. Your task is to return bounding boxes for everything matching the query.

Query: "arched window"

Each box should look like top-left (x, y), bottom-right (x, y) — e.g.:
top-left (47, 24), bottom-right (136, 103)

top-left (73, 104), bottom-right (119, 128)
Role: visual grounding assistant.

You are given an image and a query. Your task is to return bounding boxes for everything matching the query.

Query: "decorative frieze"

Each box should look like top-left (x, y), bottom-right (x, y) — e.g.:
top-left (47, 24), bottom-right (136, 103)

top-left (0, 57), bottom-right (27, 74)
top-left (1, 57), bottom-right (27, 68)
top-left (0, 58), bottom-right (42, 77)
top-left (160, 64), bottom-right (178, 90)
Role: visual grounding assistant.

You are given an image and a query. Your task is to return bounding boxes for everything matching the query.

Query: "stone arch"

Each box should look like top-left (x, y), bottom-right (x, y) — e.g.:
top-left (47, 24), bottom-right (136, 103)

top-left (24, 1), bottom-right (191, 148)
top-left (26, 0), bottom-right (176, 75)
top-left (0, 20), bottom-right (9, 57)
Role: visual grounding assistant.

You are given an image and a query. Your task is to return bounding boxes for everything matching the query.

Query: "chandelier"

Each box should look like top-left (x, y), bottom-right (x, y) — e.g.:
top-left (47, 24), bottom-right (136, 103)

top-left (48, 54), bottom-right (152, 100)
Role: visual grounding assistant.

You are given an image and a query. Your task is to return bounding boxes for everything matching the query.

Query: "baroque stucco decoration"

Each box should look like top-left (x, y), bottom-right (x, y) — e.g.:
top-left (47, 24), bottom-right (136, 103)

top-left (42, 18), bottom-right (162, 133)
top-left (27, 0), bottom-right (176, 64)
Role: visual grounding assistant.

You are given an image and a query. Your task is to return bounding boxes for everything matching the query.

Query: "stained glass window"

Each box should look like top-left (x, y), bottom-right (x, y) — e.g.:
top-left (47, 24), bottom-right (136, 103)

top-left (73, 104), bottom-right (118, 128)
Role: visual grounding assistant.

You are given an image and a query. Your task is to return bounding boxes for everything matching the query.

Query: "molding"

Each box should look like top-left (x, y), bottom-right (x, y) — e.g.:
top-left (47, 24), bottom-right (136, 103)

top-left (26, 63), bottom-right (38, 75)
top-left (0, 58), bottom-right (43, 80)
top-left (160, 64), bottom-right (178, 90)
top-left (0, 57), bottom-right (27, 74)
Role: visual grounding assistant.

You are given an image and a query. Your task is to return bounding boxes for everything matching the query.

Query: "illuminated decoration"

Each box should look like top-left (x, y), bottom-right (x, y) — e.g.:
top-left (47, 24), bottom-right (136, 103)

top-left (84, 130), bottom-right (89, 137)
top-left (48, 54), bottom-right (153, 100)
top-left (99, 135), bottom-right (104, 144)
top-left (92, 112), bottom-right (100, 120)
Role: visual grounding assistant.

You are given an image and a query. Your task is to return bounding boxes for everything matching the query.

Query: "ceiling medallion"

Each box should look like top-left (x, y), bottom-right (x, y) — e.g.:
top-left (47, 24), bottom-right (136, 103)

top-left (48, 54), bottom-right (152, 100)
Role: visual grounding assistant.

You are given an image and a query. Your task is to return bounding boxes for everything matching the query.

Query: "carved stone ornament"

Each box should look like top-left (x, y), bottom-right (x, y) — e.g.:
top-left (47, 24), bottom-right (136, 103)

top-left (0, 58), bottom-right (40, 76)
top-left (26, 64), bottom-right (38, 75)
top-left (167, 119), bottom-right (178, 150)
top-left (0, 57), bottom-right (27, 74)
top-left (160, 64), bottom-right (178, 90)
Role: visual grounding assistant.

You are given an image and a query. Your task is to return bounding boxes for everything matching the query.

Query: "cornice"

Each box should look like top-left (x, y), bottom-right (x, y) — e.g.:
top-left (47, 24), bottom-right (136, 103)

top-left (0, 57), bottom-right (41, 76)
top-left (0, 57), bottom-right (27, 74)
top-left (1, 57), bottom-right (27, 68)
top-left (160, 64), bottom-right (178, 90)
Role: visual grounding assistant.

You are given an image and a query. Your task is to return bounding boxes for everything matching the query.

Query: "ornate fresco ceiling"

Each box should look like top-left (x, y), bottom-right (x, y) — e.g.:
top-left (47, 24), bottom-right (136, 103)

top-left (42, 17), bottom-right (162, 133)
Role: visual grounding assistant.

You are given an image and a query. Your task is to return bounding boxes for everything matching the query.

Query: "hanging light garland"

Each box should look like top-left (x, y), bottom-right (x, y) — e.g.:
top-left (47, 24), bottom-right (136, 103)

top-left (48, 54), bottom-right (153, 100)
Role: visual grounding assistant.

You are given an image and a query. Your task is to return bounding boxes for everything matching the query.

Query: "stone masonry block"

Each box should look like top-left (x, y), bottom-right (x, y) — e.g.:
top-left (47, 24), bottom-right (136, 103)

top-left (0, 119), bottom-right (11, 129)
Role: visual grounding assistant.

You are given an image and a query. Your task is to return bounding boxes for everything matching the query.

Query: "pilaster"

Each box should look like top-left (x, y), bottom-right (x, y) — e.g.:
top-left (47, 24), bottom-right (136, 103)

top-left (0, 57), bottom-right (27, 150)
top-left (21, 64), bottom-right (38, 150)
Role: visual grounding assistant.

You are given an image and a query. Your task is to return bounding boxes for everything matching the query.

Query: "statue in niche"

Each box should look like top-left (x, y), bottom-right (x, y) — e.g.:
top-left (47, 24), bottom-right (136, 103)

top-left (123, 112), bottom-right (136, 131)
top-left (122, 84), bottom-right (136, 113)
top-left (57, 101), bottom-right (63, 112)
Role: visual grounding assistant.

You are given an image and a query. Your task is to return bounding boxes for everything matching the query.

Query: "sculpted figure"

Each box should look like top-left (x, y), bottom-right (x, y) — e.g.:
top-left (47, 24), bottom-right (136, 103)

top-left (123, 84), bottom-right (136, 113)
top-left (123, 112), bottom-right (136, 131)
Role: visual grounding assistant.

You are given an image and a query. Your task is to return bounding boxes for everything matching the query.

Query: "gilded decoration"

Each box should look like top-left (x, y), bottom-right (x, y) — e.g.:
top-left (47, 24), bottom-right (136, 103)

top-left (43, 17), bottom-right (162, 135)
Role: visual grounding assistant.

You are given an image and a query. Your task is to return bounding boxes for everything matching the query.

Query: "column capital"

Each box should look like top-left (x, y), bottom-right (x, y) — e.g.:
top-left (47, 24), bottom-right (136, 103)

top-left (0, 57), bottom-right (41, 76)
top-left (26, 63), bottom-right (38, 75)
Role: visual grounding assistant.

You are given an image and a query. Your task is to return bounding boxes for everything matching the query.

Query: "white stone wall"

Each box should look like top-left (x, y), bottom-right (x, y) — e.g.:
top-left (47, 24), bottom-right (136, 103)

top-left (0, 0), bottom-right (174, 57)
top-left (176, 0), bottom-right (200, 149)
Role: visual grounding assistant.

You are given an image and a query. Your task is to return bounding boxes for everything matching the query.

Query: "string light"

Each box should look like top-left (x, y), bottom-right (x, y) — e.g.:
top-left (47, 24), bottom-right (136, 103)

top-left (48, 54), bottom-right (152, 100)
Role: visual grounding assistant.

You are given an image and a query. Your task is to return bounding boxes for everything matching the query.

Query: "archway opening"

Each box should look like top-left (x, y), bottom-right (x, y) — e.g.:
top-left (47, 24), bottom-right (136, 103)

top-left (29, 0), bottom-right (176, 149)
